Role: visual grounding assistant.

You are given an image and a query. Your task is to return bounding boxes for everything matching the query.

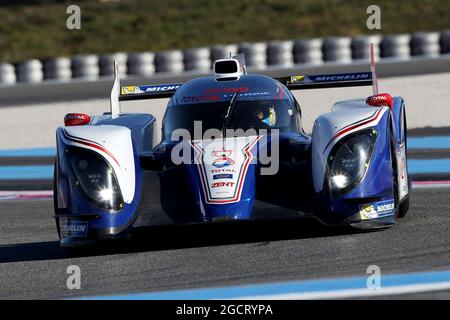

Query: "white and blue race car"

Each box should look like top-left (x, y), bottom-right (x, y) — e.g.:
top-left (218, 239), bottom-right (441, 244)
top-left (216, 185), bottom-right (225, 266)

top-left (54, 51), bottom-right (410, 248)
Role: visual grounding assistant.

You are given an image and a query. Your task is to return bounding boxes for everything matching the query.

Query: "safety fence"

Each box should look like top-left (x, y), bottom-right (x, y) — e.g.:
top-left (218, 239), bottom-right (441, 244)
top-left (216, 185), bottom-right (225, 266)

top-left (0, 31), bottom-right (449, 85)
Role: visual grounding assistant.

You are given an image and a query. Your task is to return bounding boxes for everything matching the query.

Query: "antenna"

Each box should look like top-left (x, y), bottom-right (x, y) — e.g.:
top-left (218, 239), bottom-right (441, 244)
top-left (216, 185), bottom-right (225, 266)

top-left (370, 43), bottom-right (379, 95)
top-left (110, 60), bottom-right (121, 119)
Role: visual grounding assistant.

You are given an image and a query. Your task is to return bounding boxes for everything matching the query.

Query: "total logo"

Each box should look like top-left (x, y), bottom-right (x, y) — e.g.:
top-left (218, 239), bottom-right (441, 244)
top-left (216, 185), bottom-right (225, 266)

top-left (211, 168), bottom-right (236, 174)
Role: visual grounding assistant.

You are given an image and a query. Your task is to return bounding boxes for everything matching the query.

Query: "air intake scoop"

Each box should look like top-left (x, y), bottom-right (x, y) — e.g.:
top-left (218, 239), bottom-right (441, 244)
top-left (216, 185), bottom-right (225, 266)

top-left (213, 54), bottom-right (247, 81)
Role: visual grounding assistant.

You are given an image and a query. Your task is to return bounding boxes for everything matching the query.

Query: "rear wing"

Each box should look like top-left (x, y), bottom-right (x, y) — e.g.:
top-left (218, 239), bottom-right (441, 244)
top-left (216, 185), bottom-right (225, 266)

top-left (110, 44), bottom-right (378, 116)
top-left (278, 44), bottom-right (378, 91)
top-left (118, 71), bottom-right (373, 102)
top-left (276, 72), bottom-right (373, 90)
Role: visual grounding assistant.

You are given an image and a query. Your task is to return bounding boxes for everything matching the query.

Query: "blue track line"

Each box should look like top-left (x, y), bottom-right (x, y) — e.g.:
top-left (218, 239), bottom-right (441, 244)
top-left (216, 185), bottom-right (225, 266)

top-left (408, 159), bottom-right (450, 174)
top-left (1, 136), bottom-right (450, 180)
top-left (0, 148), bottom-right (55, 157)
top-left (82, 270), bottom-right (450, 300)
top-left (0, 165), bottom-right (54, 180)
top-left (408, 136), bottom-right (450, 149)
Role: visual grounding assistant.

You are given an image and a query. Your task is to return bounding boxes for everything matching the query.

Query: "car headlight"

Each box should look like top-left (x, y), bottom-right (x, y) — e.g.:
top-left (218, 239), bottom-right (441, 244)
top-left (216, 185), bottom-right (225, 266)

top-left (67, 147), bottom-right (124, 211)
top-left (328, 129), bottom-right (377, 193)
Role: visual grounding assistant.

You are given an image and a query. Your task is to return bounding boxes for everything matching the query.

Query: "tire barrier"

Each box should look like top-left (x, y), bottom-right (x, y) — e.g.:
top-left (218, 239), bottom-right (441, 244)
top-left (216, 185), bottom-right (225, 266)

top-left (3, 30), bottom-right (450, 84)
top-left (184, 47), bottom-right (211, 71)
top-left (441, 30), bottom-right (450, 54)
top-left (72, 54), bottom-right (100, 80)
top-left (322, 37), bottom-right (352, 63)
top-left (127, 52), bottom-right (155, 76)
top-left (210, 44), bottom-right (238, 61)
top-left (17, 59), bottom-right (44, 83)
top-left (267, 40), bottom-right (294, 67)
top-left (293, 38), bottom-right (323, 64)
top-left (44, 57), bottom-right (72, 80)
top-left (351, 35), bottom-right (382, 60)
top-left (0, 63), bottom-right (16, 85)
top-left (380, 34), bottom-right (411, 59)
top-left (411, 32), bottom-right (441, 57)
top-left (155, 50), bottom-right (184, 73)
top-left (100, 52), bottom-right (127, 77)
top-left (238, 42), bottom-right (267, 69)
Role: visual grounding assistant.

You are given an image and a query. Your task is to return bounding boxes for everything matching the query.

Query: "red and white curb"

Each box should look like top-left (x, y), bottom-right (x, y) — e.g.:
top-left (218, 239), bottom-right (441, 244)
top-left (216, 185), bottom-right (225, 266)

top-left (412, 180), bottom-right (450, 189)
top-left (0, 190), bottom-right (53, 201)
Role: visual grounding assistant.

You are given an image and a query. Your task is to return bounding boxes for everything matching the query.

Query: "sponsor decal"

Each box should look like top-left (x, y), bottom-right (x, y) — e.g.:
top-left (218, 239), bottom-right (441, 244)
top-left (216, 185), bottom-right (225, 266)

top-left (313, 73), bottom-right (371, 82)
top-left (144, 85), bottom-right (181, 92)
top-left (223, 91), bottom-right (271, 99)
top-left (289, 75), bottom-right (312, 84)
top-left (213, 174), bottom-right (233, 180)
top-left (60, 219), bottom-right (88, 238)
top-left (121, 84), bottom-right (182, 95)
top-left (359, 199), bottom-right (395, 220)
top-left (121, 86), bottom-right (144, 95)
top-left (64, 113), bottom-right (90, 126)
top-left (212, 149), bottom-right (232, 157)
top-left (291, 75), bottom-right (306, 82)
top-left (211, 149), bottom-right (235, 168)
top-left (204, 87), bottom-right (249, 94)
top-left (182, 95), bottom-right (220, 103)
top-left (366, 93), bottom-right (393, 108)
top-left (211, 168), bottom-right (236, 174)
top-left (190, 136), bottom-right (261, 204)
top-left (64, 113), bottom-right (89, 121)
top-left (212, 156), bottom-right (235, 168)
top-left (211, 181), bottom-right (235, 188)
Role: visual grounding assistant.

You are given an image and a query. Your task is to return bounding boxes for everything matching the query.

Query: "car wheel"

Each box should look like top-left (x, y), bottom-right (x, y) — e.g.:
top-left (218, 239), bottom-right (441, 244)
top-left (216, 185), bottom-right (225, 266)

top-left (397, 113), bottom-right (410, 218)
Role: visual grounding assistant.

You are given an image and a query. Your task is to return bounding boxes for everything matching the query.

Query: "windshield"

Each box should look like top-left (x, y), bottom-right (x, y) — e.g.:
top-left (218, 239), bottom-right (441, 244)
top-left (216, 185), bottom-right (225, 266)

top-left (163, 99), bottom-right (297, 140)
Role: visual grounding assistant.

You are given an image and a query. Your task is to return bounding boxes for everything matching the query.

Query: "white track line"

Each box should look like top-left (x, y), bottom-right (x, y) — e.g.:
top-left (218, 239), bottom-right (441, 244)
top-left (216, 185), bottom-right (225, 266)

top-left (235, 282), bottom-right (450, 300)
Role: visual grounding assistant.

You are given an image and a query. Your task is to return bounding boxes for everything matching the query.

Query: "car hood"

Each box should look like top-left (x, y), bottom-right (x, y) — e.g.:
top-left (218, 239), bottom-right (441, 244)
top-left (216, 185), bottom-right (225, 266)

top-left (186, 135), bottom-right (262, 221)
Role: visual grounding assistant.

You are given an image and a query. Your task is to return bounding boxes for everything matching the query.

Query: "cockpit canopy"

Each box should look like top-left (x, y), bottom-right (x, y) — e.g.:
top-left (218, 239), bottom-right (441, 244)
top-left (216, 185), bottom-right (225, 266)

top-left (163, 75), bottom-right (300, 140)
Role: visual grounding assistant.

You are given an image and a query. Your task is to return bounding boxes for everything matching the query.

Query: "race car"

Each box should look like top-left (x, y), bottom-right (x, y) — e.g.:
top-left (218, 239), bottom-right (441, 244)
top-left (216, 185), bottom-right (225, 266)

top-left (54, 48), bottom-right (410, 248)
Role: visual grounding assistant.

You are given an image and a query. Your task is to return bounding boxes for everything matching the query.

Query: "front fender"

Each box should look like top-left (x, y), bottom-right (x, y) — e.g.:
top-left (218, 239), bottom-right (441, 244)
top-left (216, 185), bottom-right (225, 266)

top-left (311, 106), bottom-right (390, 193)
top-left (55, 125), bottom-right (143, 235)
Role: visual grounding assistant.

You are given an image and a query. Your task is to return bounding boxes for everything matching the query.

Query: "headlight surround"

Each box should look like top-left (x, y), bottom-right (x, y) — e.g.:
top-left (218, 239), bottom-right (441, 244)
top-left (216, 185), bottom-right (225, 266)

top-left (327, 129), bottom-right (377, 194)
top-left (67, 147), bottom-right (124, 211)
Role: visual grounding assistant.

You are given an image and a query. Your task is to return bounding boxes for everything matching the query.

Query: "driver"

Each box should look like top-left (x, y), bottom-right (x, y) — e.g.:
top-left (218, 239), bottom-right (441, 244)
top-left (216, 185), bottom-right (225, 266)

top-left (256, 106), bottom-right (277, 127)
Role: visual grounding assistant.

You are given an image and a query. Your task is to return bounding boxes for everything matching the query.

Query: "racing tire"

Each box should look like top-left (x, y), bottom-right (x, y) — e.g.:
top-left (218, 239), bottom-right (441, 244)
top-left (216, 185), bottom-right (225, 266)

top-left (53, 162), bottom-right (62, 240)
top-left (389, 123), bottom-right (401, 220)
top-left (397, 112), bottom-right (410, 219)
top-left (398, 194), bottom-right (410, 218)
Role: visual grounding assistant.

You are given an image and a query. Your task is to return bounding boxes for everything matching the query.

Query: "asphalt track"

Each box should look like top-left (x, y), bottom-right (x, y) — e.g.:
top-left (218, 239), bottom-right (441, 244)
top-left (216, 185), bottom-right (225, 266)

top-left (0, 185), bottom-right (449, 300)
